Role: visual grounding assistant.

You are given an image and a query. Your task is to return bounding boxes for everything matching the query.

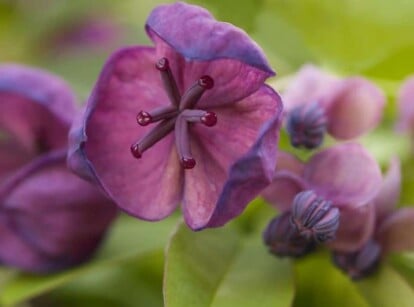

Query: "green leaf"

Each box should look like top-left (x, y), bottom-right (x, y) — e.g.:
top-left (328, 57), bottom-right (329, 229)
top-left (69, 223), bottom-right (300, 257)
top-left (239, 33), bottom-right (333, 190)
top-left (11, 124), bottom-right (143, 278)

top-left (164, 222), bottom-right (294, 307)
top-left (293, 252), bottom-right (368, 307)
top-left (0, 214), bottom-right (178, 306)
top-left (356, 264), bottom-right (414, 307)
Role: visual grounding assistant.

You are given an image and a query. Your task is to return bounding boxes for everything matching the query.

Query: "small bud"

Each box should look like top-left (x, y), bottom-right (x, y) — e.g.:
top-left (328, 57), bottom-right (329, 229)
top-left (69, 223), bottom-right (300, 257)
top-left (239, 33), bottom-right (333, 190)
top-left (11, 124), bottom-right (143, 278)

top-left (263, 212), bottom-right (315, 258)
top-left (292, 190), bottom-right (340, 243)
top-left (332, 240), bottom-right (381, 280)
top-left (286, 101), bottom-right (327, 149)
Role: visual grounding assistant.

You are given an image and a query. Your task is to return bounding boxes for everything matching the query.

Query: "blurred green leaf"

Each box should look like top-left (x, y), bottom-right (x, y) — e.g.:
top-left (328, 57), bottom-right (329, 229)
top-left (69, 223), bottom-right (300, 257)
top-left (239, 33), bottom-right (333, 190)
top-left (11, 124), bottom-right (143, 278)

top-left (264, 0), bottom-right (414, 75)
top-left (390, 253), bottom-right (414, 289)
top-left (357, 264), bottom-right (414, 307)
top-left (164, 221), bottom-right (294, 307)
top-left (293, 252), bottom-right (368, 307)
top-left (0, 214), bottom-right (178, 306)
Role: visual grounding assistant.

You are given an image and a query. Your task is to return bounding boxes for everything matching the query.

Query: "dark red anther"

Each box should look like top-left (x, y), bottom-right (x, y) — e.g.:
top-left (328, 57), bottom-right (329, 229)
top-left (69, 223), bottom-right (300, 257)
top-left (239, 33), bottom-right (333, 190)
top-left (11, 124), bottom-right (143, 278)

top-left (198, 75), bottom-right (214, 89)
top-left (130, 144), bottom-right (142, 159)
top-left (136, 111), bottom-right (152, 126)
top-left (182, 157), bottom-right (196, 169)
top-left (201, 112), bottom-right (217, 127)
top-left (156, 57), bottom-right (169, 71)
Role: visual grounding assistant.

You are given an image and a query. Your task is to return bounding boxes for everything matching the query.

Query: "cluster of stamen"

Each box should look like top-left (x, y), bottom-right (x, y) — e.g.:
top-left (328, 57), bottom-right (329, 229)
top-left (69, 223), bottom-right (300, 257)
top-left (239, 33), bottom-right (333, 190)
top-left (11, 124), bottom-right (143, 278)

top-left (130, 57), bottom-right (216, 169)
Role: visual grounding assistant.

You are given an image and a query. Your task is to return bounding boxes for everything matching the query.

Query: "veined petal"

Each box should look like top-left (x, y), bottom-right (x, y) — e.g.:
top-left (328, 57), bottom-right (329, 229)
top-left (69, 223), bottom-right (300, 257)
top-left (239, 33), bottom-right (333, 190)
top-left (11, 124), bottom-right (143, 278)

top-left (69, 46), bottom-right (183, 220)
top-left (326, 77), bottom-right (385, 139)
top-left (146, 2), bottom-right (273, 74)
top-left (305, 143), bottom-right (382, 207)
top-left (396, 76), bottom-right (414, 132)
top-left (182, 85), bottom-right (283, 229)
top-left (282, 64), bottom-right (339, 113)
top-left (0, 64), bottom-right (76, 154)
top-left (328, 203), bottom-right (376, 252)
top-left (377, 208), bottom-right (414, 253)
top-left (374, 157), bottom-right (401, 221)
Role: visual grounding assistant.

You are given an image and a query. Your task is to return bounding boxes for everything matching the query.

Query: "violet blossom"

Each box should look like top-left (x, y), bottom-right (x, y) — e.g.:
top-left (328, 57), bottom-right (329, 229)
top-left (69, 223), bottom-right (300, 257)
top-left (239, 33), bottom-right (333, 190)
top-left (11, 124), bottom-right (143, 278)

top-left (332, 158), bottom-right (414, 279)
top-left (0, 64), bottom-right (117, 273)
top-left (262, 143), bottom-right (382, 257)
top-left (283, 65), bottom-right (385, 149)
top-left (396, 75), bottom-right (414, 133)
top-left (68, 2), bottom-right (283, 230)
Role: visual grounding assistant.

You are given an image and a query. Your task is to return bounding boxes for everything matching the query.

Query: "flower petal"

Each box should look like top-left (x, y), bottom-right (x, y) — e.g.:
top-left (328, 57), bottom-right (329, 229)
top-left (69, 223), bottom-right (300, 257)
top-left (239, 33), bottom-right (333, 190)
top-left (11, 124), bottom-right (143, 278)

top-left (305, 143), bottom-right (382, 207)
top-left (0, 135), bottom-right (33, 182)
top-left (146, 2), bottom-right (273, 74)
top-left (182, 85), bottom-right (283, 229)
top-left (0, 64), bottom-right (76, 153)
top-left (374, 157), bottom-right (401, 221)
top-left (377, 208), bottom-right (414, 253)
top-left (328, 203), bottom-right (376, 252)
top-left (282, 64), bottom-right (339, 113)
top-left (146, 2), bottom-right (273, 108)
top-left (326, 77), bottom-right (385, 139)
top-left (69, 46), bottom-right (183, 221)
top-left (396, 76), bottom-right (414, 132)
top-left (0, 159), bottom-right (116, 273)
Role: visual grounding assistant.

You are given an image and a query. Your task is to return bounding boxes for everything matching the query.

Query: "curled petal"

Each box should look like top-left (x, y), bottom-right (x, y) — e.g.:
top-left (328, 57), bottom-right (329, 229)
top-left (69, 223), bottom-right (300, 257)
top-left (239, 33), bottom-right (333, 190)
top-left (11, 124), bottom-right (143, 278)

top-left (261, 172), bottom-right (307, 212)
top-left (326, 77), bottom-right (385, 139)
top-left (282, 64), bottom-right (339, 113)
top-left (374, 157), bottom-right (401, 221)
top-left (182, 85), bottom-right (283, 229)
top-left (377, 208), bottom-right (414, 253)
top-left (305, 143), bottom-right (382, 207)
top-left (68, 47), bottom-right (183, 221)
top-left (146, 2), bottom-right (273, 74)
top-left (1, 161), bottom-right (116, 273)
top-left (396, 76), bottom-right (414, 132)
top-left (329, 203), bottom-right (376, 252)
top-left (0, 64), bottom-right (76, 153)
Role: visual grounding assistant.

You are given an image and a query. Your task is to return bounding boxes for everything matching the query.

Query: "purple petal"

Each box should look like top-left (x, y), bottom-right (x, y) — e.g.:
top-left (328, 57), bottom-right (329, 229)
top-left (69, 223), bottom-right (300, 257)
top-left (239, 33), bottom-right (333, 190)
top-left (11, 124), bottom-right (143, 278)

top-left (146, 2), bottom-right (273, 74)
top-left (0, 136), bottom-right (33, 182)
top-left (304, 143), bottom-right (382, 207)
top-left (182, 85), bottom-right (283, 229)
top-left (377, 208), bottom-right (414, 253)
top-left (69, 47), bottom-right (183, 221)
top-left (1, 160), bottom-right (116, 273)
top-left (282, 64), bottom-right (339, 113)
top-left (374, 157), bottom-right (401, 221)
top-left (326, 77), bottom-right (385, 139)
top-left (396, 76), bottom-right (414, 132)
top-left (328, 203), bottom-right (376, 252)
top-left (261, 152), bottom-right (306, 211)
top-left (0, 64), bottom-right (76, 153)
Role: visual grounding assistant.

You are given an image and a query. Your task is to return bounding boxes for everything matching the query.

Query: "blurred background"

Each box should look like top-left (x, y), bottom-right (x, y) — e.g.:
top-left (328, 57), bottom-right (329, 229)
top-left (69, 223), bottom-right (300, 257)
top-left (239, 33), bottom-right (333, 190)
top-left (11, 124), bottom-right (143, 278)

top-left (1, 0), bottom-right (414, 306)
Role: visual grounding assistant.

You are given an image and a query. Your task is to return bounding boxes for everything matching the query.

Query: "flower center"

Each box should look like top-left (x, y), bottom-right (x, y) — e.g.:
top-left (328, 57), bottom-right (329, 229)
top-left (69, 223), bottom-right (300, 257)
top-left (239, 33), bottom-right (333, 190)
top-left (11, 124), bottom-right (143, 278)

top-left (286, 101), bottom-right (327, 149)
top-left (130, 57), bottom-right (216, 169)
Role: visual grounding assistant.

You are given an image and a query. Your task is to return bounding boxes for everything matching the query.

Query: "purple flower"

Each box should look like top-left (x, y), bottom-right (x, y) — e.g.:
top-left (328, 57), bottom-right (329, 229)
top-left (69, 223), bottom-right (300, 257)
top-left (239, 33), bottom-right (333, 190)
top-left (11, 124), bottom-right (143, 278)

top-left (396, 75), bottom-right (414, 132)
top-left (283, 65), bottom-right (385, 149)
top-left (261, 143), bottom-right (382, 256)
top-left (0, 64), bottom-right (117, 273)
top-left (68, 2), bottom-right (283, 230)
top-left (332, 157), bottom-right (414, 279)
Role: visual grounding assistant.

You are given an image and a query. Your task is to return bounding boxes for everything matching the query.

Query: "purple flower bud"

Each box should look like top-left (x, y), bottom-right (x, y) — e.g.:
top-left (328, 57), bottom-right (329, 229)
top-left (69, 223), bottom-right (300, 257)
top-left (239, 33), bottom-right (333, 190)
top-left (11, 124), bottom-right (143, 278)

top-left (286, 101), bottom-right (327, 149)
top-left (263, 212), bottom-right (315, 258)
top-left (332, 240), bottom-right (381, 280)
top-left (291, 190), bottom-right (340, 243)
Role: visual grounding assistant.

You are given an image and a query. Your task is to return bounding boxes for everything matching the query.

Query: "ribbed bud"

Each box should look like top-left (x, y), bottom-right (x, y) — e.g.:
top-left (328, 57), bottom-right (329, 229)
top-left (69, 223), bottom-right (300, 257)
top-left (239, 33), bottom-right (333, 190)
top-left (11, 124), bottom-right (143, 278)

top-left (332, 240), bottom-right (381, 280)
top-left (286, 102), bottom-right (327, 149)
top-left (263, 212), bottom-right (315, 258)
top-left (291, 190), bottom-right (340, 243)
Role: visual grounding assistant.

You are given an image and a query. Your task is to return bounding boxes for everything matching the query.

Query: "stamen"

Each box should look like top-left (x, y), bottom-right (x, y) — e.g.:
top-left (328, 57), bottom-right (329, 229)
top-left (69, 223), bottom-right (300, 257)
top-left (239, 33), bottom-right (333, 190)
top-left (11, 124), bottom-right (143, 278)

top-left (201, 112), bottom-right (217, 127)
top-left (131, 118), bottom-right (175, 159)
top-left (179, 75), bottom-right (214, 110)
top-left (136, 106), bottom-right (178, 126)
top-left (178, 109), bottom-right (217, 127)
top-left (156, 57), bottom-right (181, 106)
top-left (175, 114), bottom-right (195, 169)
